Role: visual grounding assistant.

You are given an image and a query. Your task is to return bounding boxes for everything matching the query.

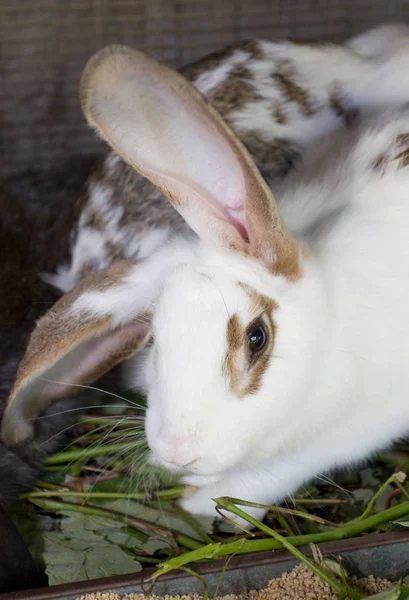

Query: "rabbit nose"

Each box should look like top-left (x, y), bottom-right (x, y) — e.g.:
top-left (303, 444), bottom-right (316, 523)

top-left (156, 434), bottom-right (200, 468)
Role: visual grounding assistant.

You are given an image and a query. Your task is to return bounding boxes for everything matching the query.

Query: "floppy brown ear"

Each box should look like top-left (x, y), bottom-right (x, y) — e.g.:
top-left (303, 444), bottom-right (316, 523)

top-left (1, 261), bottom-right (152, 446)
top-left (80, 45), bottom-right (301, 279)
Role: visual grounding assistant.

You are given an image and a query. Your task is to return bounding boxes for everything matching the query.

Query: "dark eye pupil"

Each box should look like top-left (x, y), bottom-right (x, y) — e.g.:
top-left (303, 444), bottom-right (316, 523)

top-left (248, 326), bottom-right (266, 352)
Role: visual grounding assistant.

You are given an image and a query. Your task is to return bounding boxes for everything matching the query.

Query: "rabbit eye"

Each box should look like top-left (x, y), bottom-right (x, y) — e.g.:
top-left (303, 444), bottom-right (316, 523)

top-left (246, 322), bottom-right (268, 357)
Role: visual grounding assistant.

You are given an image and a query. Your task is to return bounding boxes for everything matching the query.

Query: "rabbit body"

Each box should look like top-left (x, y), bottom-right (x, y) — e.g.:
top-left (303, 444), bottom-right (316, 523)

top-left (80, 31), bottom-right (409, 524)
top-left (5, 24), bottom-right (409, 531)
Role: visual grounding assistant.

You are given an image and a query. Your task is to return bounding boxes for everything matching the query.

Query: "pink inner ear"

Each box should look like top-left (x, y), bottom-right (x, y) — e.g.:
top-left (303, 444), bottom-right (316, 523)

top-left (86, 54), bottom-right (253, 250)
top-left (227, 212), bottom-right (250, 242)
top-left (144, 166), bottom-right (251, 250)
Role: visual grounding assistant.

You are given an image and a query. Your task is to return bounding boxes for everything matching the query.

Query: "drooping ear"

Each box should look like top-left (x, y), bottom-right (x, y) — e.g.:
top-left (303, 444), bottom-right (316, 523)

top-left (80, 46), bottom-right (301, 279)
top-left (1, 261), bottom-right (153, 446)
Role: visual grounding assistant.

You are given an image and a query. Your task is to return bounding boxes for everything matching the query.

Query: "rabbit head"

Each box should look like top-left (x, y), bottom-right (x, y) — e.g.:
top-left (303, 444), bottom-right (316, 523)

top-left (2, 47), bottom-right (325, 480)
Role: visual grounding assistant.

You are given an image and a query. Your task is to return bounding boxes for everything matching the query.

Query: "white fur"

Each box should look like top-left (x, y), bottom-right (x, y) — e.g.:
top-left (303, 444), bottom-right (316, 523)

top-left (137, 113), bottom-right (409, 522)
top-left (345, 23), bottom-right (409, 59)
top-left (43, 26), bottom-right (409, 524)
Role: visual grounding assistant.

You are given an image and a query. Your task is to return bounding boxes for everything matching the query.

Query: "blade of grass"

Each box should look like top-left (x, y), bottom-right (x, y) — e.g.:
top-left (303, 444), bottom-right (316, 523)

top-left (359, 472), bottom-right (406, 521)
top-left (173, 505), bottom-right (214, 545)
top-left (23, 487), bottom-right (184, 502)
top-left (152, 500), bottom-right (409, 578)
top-left (219, 497), bottom-right (339, 528)
top-left (177, 567), bottom-right (209, 600)
top-left (276, 516), bottom-right (295, 536)
top-left (45, 442), bottom-right (135, 464)
top-left (212, 554), bottom-right (237, 600)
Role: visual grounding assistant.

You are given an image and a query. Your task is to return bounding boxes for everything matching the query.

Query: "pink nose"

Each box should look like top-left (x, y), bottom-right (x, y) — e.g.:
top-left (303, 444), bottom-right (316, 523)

top-left (155, 434), bottom-right (199, 468)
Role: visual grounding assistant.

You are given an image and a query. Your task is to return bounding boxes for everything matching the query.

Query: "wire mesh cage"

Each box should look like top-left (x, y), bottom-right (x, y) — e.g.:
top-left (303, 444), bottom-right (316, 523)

top-left (1, 0), bottom-right (408, 180)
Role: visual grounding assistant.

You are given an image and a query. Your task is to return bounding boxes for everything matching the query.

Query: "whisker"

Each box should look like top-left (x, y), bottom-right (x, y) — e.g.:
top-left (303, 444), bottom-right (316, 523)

top-left (314, 472), bottom-right (353, 498)
top-left (36, 377), bottom-right (147, 409)
top-left (39, 419), bottom-right (115, 448)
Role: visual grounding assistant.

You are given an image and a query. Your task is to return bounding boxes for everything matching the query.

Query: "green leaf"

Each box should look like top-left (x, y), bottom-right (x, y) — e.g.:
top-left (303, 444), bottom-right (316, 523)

top-left (43, 538), bottom-right (86, 585)
top-left (42, 524), bottom-right (141, 584)
top-left (83, 545), bottom-right (141, 580)
top-left (104, 499), bottom-right (213, 540)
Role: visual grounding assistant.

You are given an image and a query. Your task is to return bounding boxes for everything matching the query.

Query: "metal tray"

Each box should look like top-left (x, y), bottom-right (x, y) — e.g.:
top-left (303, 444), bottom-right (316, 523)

top-left (2, 532), bottom-right (409, 600)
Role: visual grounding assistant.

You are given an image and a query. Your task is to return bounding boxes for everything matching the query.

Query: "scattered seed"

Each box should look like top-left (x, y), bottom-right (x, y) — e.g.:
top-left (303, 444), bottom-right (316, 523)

top-left (75, 564), bottom-right (394, 600)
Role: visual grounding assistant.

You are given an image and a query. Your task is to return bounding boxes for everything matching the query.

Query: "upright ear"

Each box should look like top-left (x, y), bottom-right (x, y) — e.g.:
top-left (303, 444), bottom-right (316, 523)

top-left (80, 46), bottom-right (301, 279)
top-left (2, 261), bottom-right (153, 446)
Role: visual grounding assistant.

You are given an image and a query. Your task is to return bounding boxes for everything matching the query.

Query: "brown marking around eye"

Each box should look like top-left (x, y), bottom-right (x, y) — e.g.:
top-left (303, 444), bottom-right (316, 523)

top-left (224, 283), bottom-right (277, 398)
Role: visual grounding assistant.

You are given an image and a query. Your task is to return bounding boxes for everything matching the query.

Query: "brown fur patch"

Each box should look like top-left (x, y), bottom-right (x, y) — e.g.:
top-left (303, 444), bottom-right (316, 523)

top-left (395, 133), bottom-right (409, 168)
top-left (372, 133), bottom-right (409, 174)
top-left (209, 78), bottom-right (259, 120)
top-left (241, 40), bottom-right (265, 60)
top-left (182, 47), bottom-right (235, 82)
top-left (83, 209), bottom-right (107, 231)
top-left (224, 284), bottom-right (277, 398)
top-left (226, 314), bottom-right (243, 366)
top-left (85, 156), bottom-right (186, 234)
top-left (105, 241), bottom-right (126, 261)
top-left (372, 154), bottom-right (387, 173)
top-left (329, 85), bottom-right (358, 126)
top-left (230, 64), bottom-right (254, 81)
top-left (271, 102), bottom-right (288, 125)
top-left (273, 61), bottom-right (317, 117)
top-left (239, 131), bottom-right (299, 176)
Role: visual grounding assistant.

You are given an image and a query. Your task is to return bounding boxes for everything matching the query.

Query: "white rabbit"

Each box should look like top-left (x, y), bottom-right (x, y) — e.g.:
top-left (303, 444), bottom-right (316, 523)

top-left (5, 27), bottom-right (409, 526)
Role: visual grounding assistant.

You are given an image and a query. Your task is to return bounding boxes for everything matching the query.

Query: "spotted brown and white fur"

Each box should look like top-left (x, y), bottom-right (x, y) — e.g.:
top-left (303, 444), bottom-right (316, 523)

top-left (5, 24), bottom-right (409, 531)
top-left (46, 24), bottom-right (409, 294)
